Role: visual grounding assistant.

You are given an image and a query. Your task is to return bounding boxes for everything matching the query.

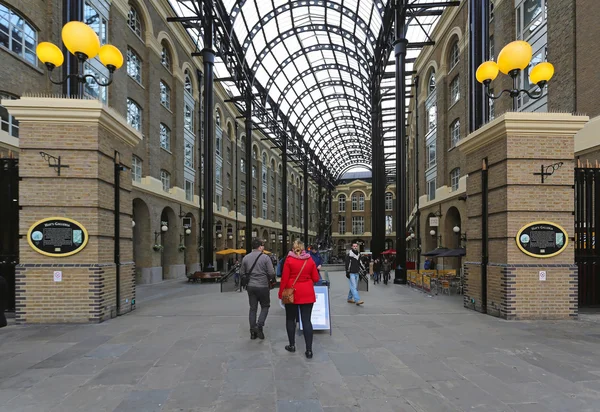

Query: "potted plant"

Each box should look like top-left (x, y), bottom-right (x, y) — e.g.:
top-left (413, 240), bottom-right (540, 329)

top-left (153, 244), bottom-right (164, 252)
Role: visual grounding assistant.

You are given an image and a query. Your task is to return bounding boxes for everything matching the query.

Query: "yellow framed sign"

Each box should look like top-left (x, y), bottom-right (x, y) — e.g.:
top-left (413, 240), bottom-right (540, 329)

top-left (516, 221), bottom-right (568, 258)
top-left (27, 217), bottom-right (89, 257)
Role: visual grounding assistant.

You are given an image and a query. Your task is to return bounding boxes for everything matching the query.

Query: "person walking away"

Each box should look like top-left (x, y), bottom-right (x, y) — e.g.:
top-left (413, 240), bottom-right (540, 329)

top-left (279, 240), bottom-right (320, 359)
top-left (345, 243), bottom-right (364, 305)
top-left (372, 258), bottom-right (381, 284)
top-left (382, 258), bottom-right (391, 285)
top-left (241, 238), bottom-right (276, 340)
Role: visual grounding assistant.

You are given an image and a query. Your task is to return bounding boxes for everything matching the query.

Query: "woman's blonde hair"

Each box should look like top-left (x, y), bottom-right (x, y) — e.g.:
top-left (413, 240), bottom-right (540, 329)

top-left (292, 239), bottom-right (305, 255)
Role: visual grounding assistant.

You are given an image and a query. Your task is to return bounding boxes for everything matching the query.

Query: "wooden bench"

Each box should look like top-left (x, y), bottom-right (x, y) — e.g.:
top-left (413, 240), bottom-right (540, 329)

top-left (186, 271), bottom-right (222, 283)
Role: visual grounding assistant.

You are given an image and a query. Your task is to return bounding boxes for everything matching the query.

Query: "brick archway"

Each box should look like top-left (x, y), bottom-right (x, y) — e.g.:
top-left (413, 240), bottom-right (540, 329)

top-left (133, 198), bottom-right (152, 284)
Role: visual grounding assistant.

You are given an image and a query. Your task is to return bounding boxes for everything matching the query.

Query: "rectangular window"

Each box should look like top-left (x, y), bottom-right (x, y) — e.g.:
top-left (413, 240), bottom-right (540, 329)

top-left (253, 186), bottom-right (257, 200)
top-left (358, 195), bottom-right (364, 211)
top-left (83, 63), bottom-right (107, 104)
top-left (262, 170), bottom-right (267, 185)
top-left (426, 104), bottom-right (437, 134)
top-left (339, 216), bottom-right (345, 234)
top-left (451, 168), bottom-right (461, 192)
top-left (450, 120), bottom-right (460, 148)
top-left (352, 216), bottom-right (364, 235)
top-left (227, 147), bottom-right (232, 163)
top-left (126, 48), bottom-right (142, 83)
top-left (427, 178), bottom-right (436, 201)
top-left (160, 170), bottom-right (170, 192)
top-left (241, 201), bottom-right (246, 214)
top-left (85, 1), bottom-right (107, 45)
top-left (160, 123), bottom-right (171, 151)
top-left (385, 215), bottom-right (393, 235)
top-left (0, 93), bottom-right (19, 138)
top-left (185, 179), bottom-right (193, 201)
top-left (184, 141), bottom-right (194, 168)
top-left (184, 104), bottom-right (194, 132)
top-left (385, 193), bottom-right (393, 211)
top-left (226, 172), bottom-right (231, 189)
top-left (241, 181), bottom-right (246, 194)
top-left (339, 197), bottom-right (345, 212)
top-left (215, 167), bottom-right (222, 186)
top-left (215, 127), bottom-right (222, 156)
top-left (427, 142), bottom-right (436, 169)
top-left (240, 159), bottom-right (246, 174)
top-left (489, 34), bottom-right (495, 60)
top-left (252, 205), bottom-right (257, 218)
top-left (132, 155), bottom-right (142, 182)
top-left (216, 194), bottom-right (222, 211)
top-left (252, 165), bottom-right (257, 179)
top-left (160, 81), bottom-right (170, 109)
top-left (450, 76), bottom-right (460, 105)
top-left (262, 206), bottom-right (267, 219)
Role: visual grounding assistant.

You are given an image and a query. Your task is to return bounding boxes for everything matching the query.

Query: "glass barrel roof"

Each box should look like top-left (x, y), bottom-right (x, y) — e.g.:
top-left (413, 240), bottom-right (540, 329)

top-left (169, 0), bottom-right (449, 178)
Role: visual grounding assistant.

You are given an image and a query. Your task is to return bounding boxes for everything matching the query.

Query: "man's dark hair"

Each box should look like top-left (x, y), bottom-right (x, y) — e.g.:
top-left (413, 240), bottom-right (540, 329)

top-left (251, 238), bottom-right (264, 249)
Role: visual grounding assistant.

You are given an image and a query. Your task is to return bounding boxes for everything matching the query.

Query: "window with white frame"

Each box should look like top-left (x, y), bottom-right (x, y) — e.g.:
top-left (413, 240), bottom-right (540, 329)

top-left (516, 0), bottom-right (545, 40)
top-left (0, 4), bottom-right (37, 65)
top-left (338, 194), bottom-right (346, 212)
top-left (0, 93), bottom-right (19, 137)
top-left (185, 179), bottom-right (193, 201)
top-left (385, 192), bottom-right (393, 210)
top-left (339, 216), bottom-right (345, 233)
top-left (240, 158), bottom-right (246, 173)
top-left (449, 41), bottom-right (459, 70)
top-left (83, 63), bottom-right (107, 103)
top-left (161, 46), bottom-right (171, 70)
top-left (131, 155), bottom-right (142, 182)
top-left (127, 6), bottom-right (142, 37)
top-left (241, 180), bottom-right (246, 194)
top-left (160, 123), bottom-right (170, 151)
top-left (126, 98), bottom-right (141, 131)
top-left (450, 168), bottom-right (460, 191)
top-left (450, 76), bottom-right (460, 105)
top-left (262, 171), bottom-right (267, 185)
top-left (215, 127), bottom-right (222, 156)
top-left (215, 166), bottom-right (221, 185)
top-left (126, 48), bottom-right (142, 83)
top-left (386, 215), bottom-right (393, 235)
top-left (252, 165), bottom-right (257, 179)
top-left (84, 1), bottom-right (107, 45)
top-left (489, 34), bottom-right (495, 60)
top-left (252, 186), bottom-right (257, 200)
top-left (351, 193), bottom-right (365, 211)
top-left (450, 119), bottom-right (460, 147)
top-left (184, 104), bottom-right (193, 131)
top-left (427, 177), bottom-right (436, 201)
top-left (352, 216), bottom-right (364, 235)
top-left (358, 194), bottom-right (364, 211)
top-left (160, 170), bottom-right (170, 192)
top-left (184, 72), bottom-right (193, 94)
top-left (428, 72), bottom-right (436, 95)
top-left (426, 104), bottom-right (437, 134)
top-left (489, 88), bottom-right (495, 120)
top-left (160, 81), bottom-right (170, 109)
top-left (184, 141), bottom-right (193, 168)
top-left (427, 141), bottom-right (436, 169)
top-left (252, 204), bottom-right (257, 218)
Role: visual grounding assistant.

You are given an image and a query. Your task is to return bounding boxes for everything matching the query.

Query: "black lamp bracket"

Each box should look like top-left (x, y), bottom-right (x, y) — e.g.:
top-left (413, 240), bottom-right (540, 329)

top-left (483, 69), bottom-right (547, 101)
top-left (40, 151), bottom-right (69, 176)
top-left (533, 162), bottom-right (564, 184)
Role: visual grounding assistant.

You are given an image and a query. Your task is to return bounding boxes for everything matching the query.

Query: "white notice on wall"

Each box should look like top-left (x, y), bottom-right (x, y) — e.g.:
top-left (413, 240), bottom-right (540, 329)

top-left (539, 271), bottom-right (547, 281)
top-left (53, 271), bottom-right (62, 282)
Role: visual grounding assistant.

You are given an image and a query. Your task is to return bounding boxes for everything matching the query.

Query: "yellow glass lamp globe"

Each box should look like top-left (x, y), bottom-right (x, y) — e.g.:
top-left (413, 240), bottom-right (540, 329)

top-left (530, 62), bottom-right (554, 85)
top-left (476, 61), bottom-right (499, 84)
top-left (61, 21), bottom-right (100, 59)
top-left (99, 45), bottom-right (124, 70)
top-left (36, 42), bottom-right (64, 68)
top-left (497, 40), bottom-right (532, 75)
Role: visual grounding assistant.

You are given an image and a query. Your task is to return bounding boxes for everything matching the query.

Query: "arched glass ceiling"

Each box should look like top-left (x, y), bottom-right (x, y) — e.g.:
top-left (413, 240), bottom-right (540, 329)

top-left (169, 0), bottom-right (450, 179)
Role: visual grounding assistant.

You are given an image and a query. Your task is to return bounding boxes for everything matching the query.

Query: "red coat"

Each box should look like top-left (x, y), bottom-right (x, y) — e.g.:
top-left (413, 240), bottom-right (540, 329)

top-left (278, 252), bottom-right (320, 304)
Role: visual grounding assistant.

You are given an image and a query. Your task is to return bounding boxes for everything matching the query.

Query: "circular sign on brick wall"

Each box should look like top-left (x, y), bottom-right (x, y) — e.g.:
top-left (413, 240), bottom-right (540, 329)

top-left (27, 217), bottom-right (89, 257)
top-left (516, 221), bottom-right (568, 258)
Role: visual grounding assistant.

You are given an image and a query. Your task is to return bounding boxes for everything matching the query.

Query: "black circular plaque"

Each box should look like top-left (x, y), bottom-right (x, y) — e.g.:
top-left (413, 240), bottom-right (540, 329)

top-left (516, 221), bottom-right (568, 258)
top-left (27, 217), bottom-right (89, 257)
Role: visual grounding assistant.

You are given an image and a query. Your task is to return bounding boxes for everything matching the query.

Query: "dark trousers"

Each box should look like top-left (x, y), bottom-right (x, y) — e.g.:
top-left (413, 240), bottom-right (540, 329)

top-left (285, 303), bottom-right (314, 351)
top-left (247, 286), bottom-right (270, 330)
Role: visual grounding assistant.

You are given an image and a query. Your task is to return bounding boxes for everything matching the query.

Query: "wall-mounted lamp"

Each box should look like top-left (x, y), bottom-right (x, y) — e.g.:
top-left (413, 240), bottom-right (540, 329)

top-left (429, 229), bottom-right (436, 236)
top-left (132, 220), bottom-right (135, 228)
top-left (185, 228), bottom-right (192, 235)
top-left (217, 233), bottom-right (222, 238)
top-left (161, 224), bottom-right (168, 232)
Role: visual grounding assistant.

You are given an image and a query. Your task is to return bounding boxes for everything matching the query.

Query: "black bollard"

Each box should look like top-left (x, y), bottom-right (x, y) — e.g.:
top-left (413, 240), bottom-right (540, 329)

top-left (0, 275), bottom-right (7, 328)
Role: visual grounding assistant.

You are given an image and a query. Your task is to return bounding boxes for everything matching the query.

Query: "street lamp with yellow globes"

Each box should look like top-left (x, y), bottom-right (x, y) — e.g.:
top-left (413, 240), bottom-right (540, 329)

top-left (475, 40), bottom-right (554, 101)
top-left (36, 21), bottom-right (123, 95)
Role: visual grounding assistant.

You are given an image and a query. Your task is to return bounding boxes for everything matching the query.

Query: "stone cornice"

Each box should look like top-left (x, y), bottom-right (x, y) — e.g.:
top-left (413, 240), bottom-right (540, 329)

top-left (457, 112), bottom-right (589, 156)
top-left (1, 97), bottom-right (143, 148)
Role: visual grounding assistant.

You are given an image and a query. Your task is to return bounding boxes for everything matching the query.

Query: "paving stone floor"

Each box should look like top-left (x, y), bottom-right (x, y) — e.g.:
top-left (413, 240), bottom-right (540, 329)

top-left (2, 272), bottom-right (600, 411)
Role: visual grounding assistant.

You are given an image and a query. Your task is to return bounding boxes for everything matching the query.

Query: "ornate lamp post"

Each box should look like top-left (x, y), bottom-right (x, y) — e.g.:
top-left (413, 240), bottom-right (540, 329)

top-left (36, 21), bottom-right (123, 96)
top-left (476, 40), bottom-right (554, 101)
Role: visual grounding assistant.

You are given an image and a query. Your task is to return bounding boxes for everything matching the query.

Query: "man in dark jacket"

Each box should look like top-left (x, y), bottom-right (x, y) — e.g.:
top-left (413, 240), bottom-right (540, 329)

top-left (345, 243), bottom-right (364, 305)
top-left (240, 238), bottom-right (276, 340)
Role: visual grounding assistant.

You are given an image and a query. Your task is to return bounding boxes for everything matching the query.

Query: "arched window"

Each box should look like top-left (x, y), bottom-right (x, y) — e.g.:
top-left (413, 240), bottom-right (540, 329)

top-left (351, 192), bottom-right (365, 211)
top-left (215, 109), bottom-right (221, 127)
top-left (385, 192), bottom-right (393, 210)
top-left (127, 5), bottom-right (143, 38)
top-left (161, 45), bottom-right (171, 70)
top-left (338, 194), bottom-right (346, 212)
top-left (262, 153), bottom-right (267, 164)
top-left (1, 5), bottom-right (37, 65)
top-left (428, 72), bottom-right (436, 95)
top-left (241, 136), bottom-right (246, 151)
top-left (184, 70), bottom-right (193, 94)
top-left (449, 41), bottom-right (459, 70)
top-left (252, 146), bottom-right (258, 160)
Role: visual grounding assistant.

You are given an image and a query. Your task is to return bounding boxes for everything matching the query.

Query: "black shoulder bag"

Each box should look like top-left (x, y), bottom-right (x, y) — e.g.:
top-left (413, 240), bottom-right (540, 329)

top-left (240, 252), bottom-right (263, 288)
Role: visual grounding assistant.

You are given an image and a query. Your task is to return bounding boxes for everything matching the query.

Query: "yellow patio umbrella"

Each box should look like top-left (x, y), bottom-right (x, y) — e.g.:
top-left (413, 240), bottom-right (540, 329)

top-left (234, 248), bottom-right (248, 255)
top-left (216, 248), bottom-right (237, 255)
top-left (262, 250), bottom-right (272, 255)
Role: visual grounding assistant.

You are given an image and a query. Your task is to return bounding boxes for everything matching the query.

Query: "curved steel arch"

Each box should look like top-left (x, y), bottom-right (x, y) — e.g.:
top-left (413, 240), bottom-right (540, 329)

top-left (311, 127), bottom-right (372, 149)
top-left (290, 93), bottom-right (370, 134)
top-left (274, 63), bottom-right (370, 108)
top-left (241, 1), bottom-right (378, 54)
top-left (250, 24), bottom-right (371, 74)
top-left (229, 0), bottom-right (386, 29)
top-left (301, 106), bottom-right (371, 137)
top-left (327, 153), bottom-right (373, 175)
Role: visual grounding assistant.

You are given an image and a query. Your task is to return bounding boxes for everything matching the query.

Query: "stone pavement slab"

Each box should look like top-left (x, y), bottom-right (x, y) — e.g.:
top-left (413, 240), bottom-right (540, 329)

top-left (1, 273), bottom-right (600, 411)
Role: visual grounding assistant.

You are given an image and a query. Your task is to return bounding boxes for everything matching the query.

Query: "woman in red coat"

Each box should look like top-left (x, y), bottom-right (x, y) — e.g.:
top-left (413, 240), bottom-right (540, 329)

top-left (278, 239), bottom-right (320, 358)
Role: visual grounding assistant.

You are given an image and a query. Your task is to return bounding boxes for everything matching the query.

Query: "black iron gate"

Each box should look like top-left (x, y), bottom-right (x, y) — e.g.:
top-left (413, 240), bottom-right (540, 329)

top-left (0, 158), bottom-right (18, 312)
top-left (575, 167), bottom-right (600, 308)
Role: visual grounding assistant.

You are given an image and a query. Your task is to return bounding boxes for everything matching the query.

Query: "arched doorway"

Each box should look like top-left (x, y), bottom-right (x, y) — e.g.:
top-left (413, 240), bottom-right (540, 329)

top-left (444, 206), bottom-right (462, 270)
top-left (133, 198), bottom-right (153, 284)
top-left (184, 213), bottom-right (199, 274)
top-left (161, 207), bottom-right (182, 279)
